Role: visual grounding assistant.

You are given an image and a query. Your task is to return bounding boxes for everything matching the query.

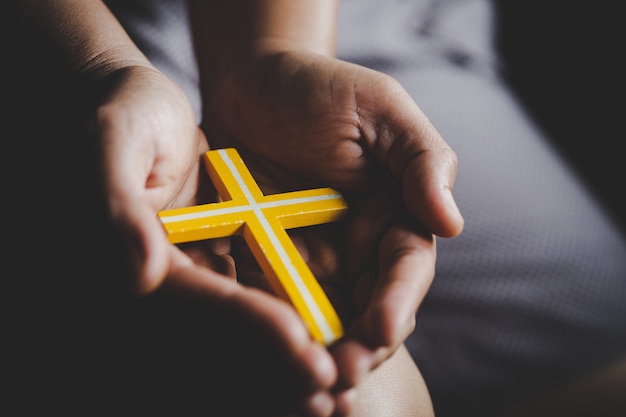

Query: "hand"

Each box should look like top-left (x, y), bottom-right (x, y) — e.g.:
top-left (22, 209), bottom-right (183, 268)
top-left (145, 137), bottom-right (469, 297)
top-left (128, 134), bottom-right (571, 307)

top-left (199, 50), bottom-right (464, 414)
top-left (88, 65), bottom-right (208, 292)
top-left (203, 50), bottom-right (464, 237)
top-left (88, 65), bottom-right (341, 417)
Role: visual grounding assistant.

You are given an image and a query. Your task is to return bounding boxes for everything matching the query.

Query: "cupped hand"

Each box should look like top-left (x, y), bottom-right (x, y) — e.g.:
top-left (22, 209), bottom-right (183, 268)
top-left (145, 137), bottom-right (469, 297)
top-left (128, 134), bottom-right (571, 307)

top-left (89, 65), bottom-right (340, 417)
top-left (199, 50), bottom-right (462, 415)
top-left (89, 65), bottom-right (207, 293)
top-left (203, 50), bottom-right (464, 238)
top-left (216, 148), bottom-right (436, 416)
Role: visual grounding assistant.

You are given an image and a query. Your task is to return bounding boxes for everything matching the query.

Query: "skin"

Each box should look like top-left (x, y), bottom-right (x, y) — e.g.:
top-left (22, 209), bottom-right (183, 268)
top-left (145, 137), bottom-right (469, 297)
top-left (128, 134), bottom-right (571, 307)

top-left (18, 1), bottom-right (463, 416)
top-left (189, 4), bottom-right (462, 415)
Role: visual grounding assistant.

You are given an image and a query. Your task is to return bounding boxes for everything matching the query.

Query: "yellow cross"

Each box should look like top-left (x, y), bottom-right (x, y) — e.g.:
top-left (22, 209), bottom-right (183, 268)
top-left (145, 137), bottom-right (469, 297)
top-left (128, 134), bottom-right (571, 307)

top-left (158, 148), bottom-right (347, 345)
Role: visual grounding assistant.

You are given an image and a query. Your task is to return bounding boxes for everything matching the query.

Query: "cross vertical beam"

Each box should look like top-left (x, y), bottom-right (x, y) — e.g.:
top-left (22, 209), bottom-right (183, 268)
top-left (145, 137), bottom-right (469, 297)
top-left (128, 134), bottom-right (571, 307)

top-left (158, 148), bottom-right (348, 345)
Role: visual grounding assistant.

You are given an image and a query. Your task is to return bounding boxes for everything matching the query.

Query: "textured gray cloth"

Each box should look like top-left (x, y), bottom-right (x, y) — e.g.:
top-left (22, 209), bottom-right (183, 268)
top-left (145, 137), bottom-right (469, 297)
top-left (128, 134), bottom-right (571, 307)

top-left (337, 2), bottom-right (626, 416)
top-left (105, 1), bottom-right (626, 416)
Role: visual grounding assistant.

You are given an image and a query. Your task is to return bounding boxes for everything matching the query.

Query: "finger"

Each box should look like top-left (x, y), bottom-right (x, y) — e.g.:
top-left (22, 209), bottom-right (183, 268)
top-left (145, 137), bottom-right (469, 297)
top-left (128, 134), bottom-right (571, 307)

top-left (355, 72), bottom-right (464, 237)
top-left (178, 237), bottom-right (235, 277)
top-left (402, 145), bottom-right (464, 238)
top-left (107, 200), bottom-right (172, 294)
top-left (361, 220), bottom-right (436, 349)
top-left (101, 124), bottom-right (209, 293)
top-left (102, 143), bottom-right (181, 294)
top-left (330, 338), bottom-right (390, 390)
top-left (164, 248), bottom-right (339, 391)
top-left (298, 390), bottom-right (337, 417)
top-left (330, 223), bottom-right (434, 392)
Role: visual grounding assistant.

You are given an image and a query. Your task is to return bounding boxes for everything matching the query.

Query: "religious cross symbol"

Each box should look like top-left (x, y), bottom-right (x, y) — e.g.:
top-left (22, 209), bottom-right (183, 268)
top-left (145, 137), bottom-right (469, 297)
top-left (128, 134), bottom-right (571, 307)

top-left (158, 148), bottom-right (347, 345)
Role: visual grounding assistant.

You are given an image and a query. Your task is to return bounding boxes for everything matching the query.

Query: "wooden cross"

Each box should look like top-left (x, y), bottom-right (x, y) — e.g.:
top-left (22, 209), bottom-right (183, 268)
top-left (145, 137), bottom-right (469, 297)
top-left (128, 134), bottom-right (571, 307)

top-left (158, 148), bottom-right (347, 345)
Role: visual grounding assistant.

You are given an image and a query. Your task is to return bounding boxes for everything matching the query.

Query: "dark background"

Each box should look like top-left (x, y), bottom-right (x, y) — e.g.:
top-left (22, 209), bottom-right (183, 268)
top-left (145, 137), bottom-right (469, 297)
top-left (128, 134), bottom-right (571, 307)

top-left (494, 1), bottom-right (625, 234)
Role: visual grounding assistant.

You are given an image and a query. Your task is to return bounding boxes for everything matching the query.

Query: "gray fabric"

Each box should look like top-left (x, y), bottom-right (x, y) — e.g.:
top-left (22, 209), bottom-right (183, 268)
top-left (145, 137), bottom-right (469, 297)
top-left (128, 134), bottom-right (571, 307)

top-left (336, 2), bottom-right (626, 416)
top-left (104, 0), bottom-right (201, 121)
top-left (106, 1), bottom-right (626, 416)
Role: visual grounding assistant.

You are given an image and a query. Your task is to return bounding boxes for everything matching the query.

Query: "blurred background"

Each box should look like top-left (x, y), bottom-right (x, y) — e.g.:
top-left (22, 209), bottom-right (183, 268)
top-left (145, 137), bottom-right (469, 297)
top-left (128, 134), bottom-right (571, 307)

top-left (494, 1), bottom-right (625, 234)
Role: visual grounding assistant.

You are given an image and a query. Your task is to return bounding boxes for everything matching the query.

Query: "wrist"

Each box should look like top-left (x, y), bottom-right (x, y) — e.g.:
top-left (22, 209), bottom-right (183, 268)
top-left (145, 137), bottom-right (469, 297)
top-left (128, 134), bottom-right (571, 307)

top-left (189, 0), bottom-right (338, 103)
top-left (74, 46), bottom-right (153, 86)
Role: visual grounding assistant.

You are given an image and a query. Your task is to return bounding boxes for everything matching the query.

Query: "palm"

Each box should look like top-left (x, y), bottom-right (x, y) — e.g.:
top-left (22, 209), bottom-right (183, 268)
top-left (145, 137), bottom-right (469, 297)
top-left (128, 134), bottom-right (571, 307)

top-left (203, 50), bottom-right (462, 237)
top-left (204, 51), bottom-right (401, 192)
top-left (199, 50), bottom-right (455, 389)
top-left (224, 151), bottom-right (434, 350)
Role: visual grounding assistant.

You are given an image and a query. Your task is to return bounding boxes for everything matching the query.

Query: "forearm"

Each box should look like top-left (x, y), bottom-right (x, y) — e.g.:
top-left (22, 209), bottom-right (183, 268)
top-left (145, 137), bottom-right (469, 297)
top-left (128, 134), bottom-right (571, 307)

top-left (17, 0), bottom-right (152, 83)
top-left (188, 0), bottom-right (339, 88)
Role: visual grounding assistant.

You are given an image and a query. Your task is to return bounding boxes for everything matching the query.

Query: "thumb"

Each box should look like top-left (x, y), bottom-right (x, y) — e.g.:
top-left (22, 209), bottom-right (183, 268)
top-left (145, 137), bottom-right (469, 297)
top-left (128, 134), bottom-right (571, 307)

top-left (112, 200), bottom-right (171, 294)
top-left (356, 73), bottom-right (464, 237)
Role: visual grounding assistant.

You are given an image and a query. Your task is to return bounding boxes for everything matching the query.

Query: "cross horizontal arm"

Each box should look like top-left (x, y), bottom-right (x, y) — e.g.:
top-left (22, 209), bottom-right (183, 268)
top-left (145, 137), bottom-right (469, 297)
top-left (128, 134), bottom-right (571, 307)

top-left (158, 148), bottom-right (348, 345)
